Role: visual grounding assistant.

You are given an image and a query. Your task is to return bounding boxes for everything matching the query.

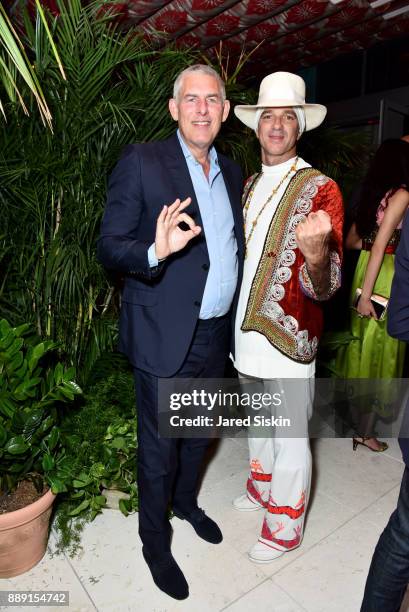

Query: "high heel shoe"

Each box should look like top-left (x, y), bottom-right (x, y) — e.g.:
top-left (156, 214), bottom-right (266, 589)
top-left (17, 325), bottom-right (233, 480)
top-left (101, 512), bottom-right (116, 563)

top-left (352, 437), bottom-right (389, 452)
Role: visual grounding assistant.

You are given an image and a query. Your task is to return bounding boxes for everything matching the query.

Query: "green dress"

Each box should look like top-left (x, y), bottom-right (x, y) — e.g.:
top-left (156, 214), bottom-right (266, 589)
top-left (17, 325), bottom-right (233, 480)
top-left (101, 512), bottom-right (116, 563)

top-left (335, 229), bottom-right (406, 419)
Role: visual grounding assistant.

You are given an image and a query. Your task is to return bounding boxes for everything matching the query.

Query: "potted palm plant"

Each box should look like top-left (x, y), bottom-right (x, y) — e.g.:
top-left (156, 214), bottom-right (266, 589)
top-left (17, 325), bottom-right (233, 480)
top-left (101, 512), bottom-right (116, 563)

top-left (0, 319), bottom-right (81, 577)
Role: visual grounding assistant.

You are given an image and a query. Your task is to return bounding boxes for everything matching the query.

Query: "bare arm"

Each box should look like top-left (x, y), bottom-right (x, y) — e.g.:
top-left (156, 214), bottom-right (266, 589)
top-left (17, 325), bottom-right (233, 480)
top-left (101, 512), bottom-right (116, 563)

top-left (345, 223), bottom-right (362, 250)
top-left (358, 189), bottom-right (409, 319)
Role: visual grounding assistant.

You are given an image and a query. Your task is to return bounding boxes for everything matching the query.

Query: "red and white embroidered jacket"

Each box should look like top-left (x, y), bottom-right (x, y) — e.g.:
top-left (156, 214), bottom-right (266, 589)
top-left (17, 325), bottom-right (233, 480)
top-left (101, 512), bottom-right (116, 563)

top-left (241, 167), bottom-right (344, 363)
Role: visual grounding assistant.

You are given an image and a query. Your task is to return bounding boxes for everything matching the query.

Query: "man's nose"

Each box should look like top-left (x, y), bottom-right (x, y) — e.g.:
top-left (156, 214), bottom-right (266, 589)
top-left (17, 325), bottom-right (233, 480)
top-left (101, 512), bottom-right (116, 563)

top-left (272, 115), bottom-right (283, 129)
top-left (196, 99), bottom-right (209, 114)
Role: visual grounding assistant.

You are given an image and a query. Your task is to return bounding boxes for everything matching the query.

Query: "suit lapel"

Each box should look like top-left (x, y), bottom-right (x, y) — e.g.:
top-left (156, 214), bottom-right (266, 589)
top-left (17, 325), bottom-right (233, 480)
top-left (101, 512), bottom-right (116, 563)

top-left (161, 134), bottom-right (208, 256)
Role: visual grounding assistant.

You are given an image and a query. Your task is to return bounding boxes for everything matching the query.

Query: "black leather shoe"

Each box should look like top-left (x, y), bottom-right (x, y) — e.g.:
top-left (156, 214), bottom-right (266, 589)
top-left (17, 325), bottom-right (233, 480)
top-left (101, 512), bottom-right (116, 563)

top-left (142, 548), bottom-right (189, 600)
top-left (173, 507), bottom-right (223, 544)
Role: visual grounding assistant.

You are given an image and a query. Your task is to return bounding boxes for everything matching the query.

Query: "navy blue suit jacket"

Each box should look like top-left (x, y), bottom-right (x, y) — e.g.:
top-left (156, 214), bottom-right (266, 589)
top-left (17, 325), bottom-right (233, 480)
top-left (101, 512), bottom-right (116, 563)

top-left (388, 211), bottom-right (409, 466)
top-left (97, 133), bottom-right (244, 377)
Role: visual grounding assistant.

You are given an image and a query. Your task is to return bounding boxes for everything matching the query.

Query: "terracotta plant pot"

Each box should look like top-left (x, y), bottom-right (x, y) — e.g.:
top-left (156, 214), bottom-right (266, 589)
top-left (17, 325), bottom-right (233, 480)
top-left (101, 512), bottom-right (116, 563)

top-left (0, 489), bottom-right (56, 578)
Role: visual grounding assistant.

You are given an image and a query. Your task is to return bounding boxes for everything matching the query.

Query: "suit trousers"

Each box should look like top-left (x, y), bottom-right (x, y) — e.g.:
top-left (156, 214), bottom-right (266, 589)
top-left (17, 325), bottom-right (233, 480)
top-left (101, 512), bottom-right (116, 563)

top-left (361, 466), bottom-right (409, 612)
top-left (133, 314), bottom-right (230, 557)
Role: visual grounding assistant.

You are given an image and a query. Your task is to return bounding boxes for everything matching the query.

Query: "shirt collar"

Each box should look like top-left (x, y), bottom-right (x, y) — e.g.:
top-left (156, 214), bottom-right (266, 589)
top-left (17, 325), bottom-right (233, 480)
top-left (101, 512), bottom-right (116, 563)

top-left (177, 129), bottom-right (218, 167)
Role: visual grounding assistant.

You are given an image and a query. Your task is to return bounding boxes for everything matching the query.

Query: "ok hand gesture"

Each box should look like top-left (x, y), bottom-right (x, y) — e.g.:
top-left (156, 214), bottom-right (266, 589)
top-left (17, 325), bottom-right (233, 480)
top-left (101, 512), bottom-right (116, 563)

top-left (155, 197), bottom-right (202, 260)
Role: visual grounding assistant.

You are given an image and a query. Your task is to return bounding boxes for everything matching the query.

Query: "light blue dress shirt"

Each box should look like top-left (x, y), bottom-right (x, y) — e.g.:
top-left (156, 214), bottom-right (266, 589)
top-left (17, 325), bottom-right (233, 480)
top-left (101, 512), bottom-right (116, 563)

top-left (148, 130), bottom-right (238, 319)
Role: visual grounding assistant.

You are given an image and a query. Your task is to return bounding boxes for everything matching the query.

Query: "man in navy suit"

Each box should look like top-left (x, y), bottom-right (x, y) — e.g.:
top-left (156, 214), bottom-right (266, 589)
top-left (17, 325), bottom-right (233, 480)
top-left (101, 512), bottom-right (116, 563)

top-left (361, 207), bottom-right (409, 611)
top-left (97, 64), bottom-right (244, 600)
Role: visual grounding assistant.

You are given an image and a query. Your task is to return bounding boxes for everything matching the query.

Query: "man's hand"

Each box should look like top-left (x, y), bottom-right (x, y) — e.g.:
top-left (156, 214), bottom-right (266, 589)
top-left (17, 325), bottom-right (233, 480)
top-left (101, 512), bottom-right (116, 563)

top-left (155, 197), bottom-right (202, 260)
top-left (296, 210), bottom-right (333, 298)
top-left (295, 210), bottom-right (332, 264)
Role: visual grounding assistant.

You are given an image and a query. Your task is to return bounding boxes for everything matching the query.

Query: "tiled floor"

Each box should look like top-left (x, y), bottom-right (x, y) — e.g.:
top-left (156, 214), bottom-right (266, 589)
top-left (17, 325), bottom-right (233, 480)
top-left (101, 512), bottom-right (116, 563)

top-left (2, 437), bottom-right (408, 612)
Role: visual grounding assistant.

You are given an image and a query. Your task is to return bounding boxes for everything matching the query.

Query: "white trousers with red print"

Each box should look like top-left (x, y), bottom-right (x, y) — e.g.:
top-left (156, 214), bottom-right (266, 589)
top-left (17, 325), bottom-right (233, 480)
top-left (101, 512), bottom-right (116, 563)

top-left (241, 375), bottom-right (314, 553)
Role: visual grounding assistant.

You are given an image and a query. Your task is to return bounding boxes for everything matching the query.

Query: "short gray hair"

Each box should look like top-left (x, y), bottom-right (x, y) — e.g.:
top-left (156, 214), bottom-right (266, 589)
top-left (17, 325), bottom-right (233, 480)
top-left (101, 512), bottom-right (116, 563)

top-left (173, 64), bottom-right (226, 102)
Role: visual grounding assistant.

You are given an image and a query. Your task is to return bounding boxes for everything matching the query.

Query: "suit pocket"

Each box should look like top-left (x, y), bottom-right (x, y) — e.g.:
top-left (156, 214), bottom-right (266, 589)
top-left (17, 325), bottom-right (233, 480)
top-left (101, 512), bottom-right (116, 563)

top-left (122, 286), bottom-right (157, 306)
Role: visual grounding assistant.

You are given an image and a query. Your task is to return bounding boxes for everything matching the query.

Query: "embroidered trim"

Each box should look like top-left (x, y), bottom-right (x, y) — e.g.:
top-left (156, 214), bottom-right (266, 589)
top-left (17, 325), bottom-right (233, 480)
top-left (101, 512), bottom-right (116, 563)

top-left (299, 250), bottom-right (341, 301)
top-left (242, 173), bottom-right (260, 207)
top-left (251, 471), bottom-right (272, 482)
top-left (241, 168), bottom-right (329, 363)
top-left (261, 521), bottom-right (302, 549)
top-left (246, 478), bottom-right (268, 507)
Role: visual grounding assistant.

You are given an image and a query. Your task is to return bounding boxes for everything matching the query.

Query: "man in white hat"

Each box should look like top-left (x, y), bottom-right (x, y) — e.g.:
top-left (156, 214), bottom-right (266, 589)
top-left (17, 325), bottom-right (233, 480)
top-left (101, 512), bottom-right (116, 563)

top-left (232, 71), bottom-right (344, 563)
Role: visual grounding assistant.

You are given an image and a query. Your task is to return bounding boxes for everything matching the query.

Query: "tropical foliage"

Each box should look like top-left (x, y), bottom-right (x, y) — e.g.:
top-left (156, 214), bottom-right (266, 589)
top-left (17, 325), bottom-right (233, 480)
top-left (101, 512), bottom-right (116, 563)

top-left (0, 0), bottom-right (197, 384)
top-left (0, 318), bottom-right (81, 495)
top-left (0, 0), bottom-right (64, 127)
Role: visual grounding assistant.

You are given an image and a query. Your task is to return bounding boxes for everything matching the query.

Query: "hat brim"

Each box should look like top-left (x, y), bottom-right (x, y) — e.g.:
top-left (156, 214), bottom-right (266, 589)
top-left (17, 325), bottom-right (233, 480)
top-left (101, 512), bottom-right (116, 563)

top-left (234, 102), bottom-right (327, 131)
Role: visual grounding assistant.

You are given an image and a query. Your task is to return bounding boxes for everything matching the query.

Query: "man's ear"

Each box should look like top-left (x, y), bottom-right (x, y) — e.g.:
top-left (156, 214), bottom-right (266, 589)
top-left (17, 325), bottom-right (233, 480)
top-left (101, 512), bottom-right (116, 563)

top-left (221, 99), bottom-right (230, 123)
top-left (168, 98), bottom-right (178, 121)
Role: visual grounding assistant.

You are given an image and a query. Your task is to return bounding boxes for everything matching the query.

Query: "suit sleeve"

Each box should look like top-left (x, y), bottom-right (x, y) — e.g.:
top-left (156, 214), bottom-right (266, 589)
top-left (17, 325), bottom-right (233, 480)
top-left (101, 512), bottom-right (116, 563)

top-left (97, 145), bottom-right (160, 279)
top-left (388, 212), bottom-right (409, 341)
top-left (298, 177), bottom-right (344, 301)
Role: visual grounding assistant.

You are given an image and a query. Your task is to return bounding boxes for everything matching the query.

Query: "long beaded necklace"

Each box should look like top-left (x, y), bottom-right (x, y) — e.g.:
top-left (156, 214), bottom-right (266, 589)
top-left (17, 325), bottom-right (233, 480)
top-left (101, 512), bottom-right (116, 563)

top-left (243, 157), bottom-right (298, 258)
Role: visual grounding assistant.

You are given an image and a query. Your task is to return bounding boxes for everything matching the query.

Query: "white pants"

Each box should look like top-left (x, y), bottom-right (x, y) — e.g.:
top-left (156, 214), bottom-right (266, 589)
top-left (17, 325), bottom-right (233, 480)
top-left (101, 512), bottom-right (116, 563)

top-left (240, 375), bottom-right (314, 552)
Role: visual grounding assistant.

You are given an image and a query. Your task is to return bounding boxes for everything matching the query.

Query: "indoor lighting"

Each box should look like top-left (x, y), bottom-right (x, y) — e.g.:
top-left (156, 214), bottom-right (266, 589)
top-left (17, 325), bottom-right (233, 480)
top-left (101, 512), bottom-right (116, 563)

top-left (369, 0), bottom-right (392, 8)
top-left (382, 4), bottom-right (409, 18)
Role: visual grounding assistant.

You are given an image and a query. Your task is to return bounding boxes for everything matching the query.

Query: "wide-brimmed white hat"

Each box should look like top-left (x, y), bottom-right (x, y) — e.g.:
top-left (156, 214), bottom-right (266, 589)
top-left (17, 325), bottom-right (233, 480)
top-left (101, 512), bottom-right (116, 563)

top-left (234, 71), bottom-right (327, 131)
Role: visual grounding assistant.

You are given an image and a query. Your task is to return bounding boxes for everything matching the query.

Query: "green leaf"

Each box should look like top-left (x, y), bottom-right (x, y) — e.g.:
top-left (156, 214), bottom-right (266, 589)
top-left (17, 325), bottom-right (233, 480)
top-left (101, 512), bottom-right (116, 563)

top-left (48, 476), bottom-right (66, 493)
top-left (110, 437), bottom-right (126, 450)
top-left (58, 386), bottom-right (74, 401)
top-left (14, 360), bottom-right (28, 379)
top-left (0, 396), bottom-right (16, 418)
top-left (13, 323), bottom-right (31, 337)
top-left (119, 497), bottom-right (131, 516)
top-left (70, 490), bottom-right (85, 499)
top-left (22, 410), bottom-right (44, 435)
top-left (5, 436), bottom-right (29, 454)
top-left (7, 338), bottom-right (24, 357)
top-left (28, 343), bottom-right (45, 371)
top-left (54, 362), bottom-right (64, 385)
top-left (69, 498), bottom-right (90, 516)
top-left (42, 453), bottom-right (55, 471)
top-left (47, 426), bottom-right (59, 450)
top-left (72, 473), bottom-right (92, 487)
top-left (0, 319), bottom-right (11, 335)
top-left (12, 377), bottom-right (42, 401)
top-left (63, 380), bottom-right (82, 395)
top-left (62, 366), bottom-right (76, 382)
top-left (6, 351), bottom-right (24, 373)
top-left (0, 422), bottom-right (7, 446)
top-left (0, 329), bottom-right (14, 350)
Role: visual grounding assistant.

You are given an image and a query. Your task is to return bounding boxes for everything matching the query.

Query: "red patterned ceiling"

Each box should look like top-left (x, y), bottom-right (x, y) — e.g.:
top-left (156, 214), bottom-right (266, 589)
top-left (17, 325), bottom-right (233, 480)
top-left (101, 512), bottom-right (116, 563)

top-left (8, 0), bottom-right (409, 81)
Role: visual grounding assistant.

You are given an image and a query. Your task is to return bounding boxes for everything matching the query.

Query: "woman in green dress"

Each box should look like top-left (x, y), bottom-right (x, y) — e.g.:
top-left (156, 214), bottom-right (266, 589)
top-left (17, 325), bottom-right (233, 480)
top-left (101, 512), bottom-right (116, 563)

top-left (336, 139), bottom-right (409, 451)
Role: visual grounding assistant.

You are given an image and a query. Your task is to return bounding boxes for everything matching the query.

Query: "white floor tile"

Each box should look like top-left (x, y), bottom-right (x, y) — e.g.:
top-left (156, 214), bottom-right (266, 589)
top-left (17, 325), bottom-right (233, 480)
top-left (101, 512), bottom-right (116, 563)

top-left (199, 438), bottom-right (249, 494)
top-left (270, 513), bottom-right (384, 612)
top-left (4, 435), bottom-right (407, 611)
top-left (1, 533), bottom-right (95, 612)
top-left (383, 437), bottom-right (405, 463)
top-left (312, 437), bottom-right (404, 512)
top-left (363, 484), bottom-right (400, 529)
top-left (222, 578), bottom-right (305, 611)
top-left (64, 506), bottom-right (269, 612)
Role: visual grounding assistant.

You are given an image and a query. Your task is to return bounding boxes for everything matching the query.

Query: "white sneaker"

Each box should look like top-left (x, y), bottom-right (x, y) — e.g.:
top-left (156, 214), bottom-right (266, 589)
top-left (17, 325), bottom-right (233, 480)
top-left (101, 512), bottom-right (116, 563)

top-left (248, 541), bottom-right (285, 564)
top-left (232, 493), bottom-right (263, 512)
